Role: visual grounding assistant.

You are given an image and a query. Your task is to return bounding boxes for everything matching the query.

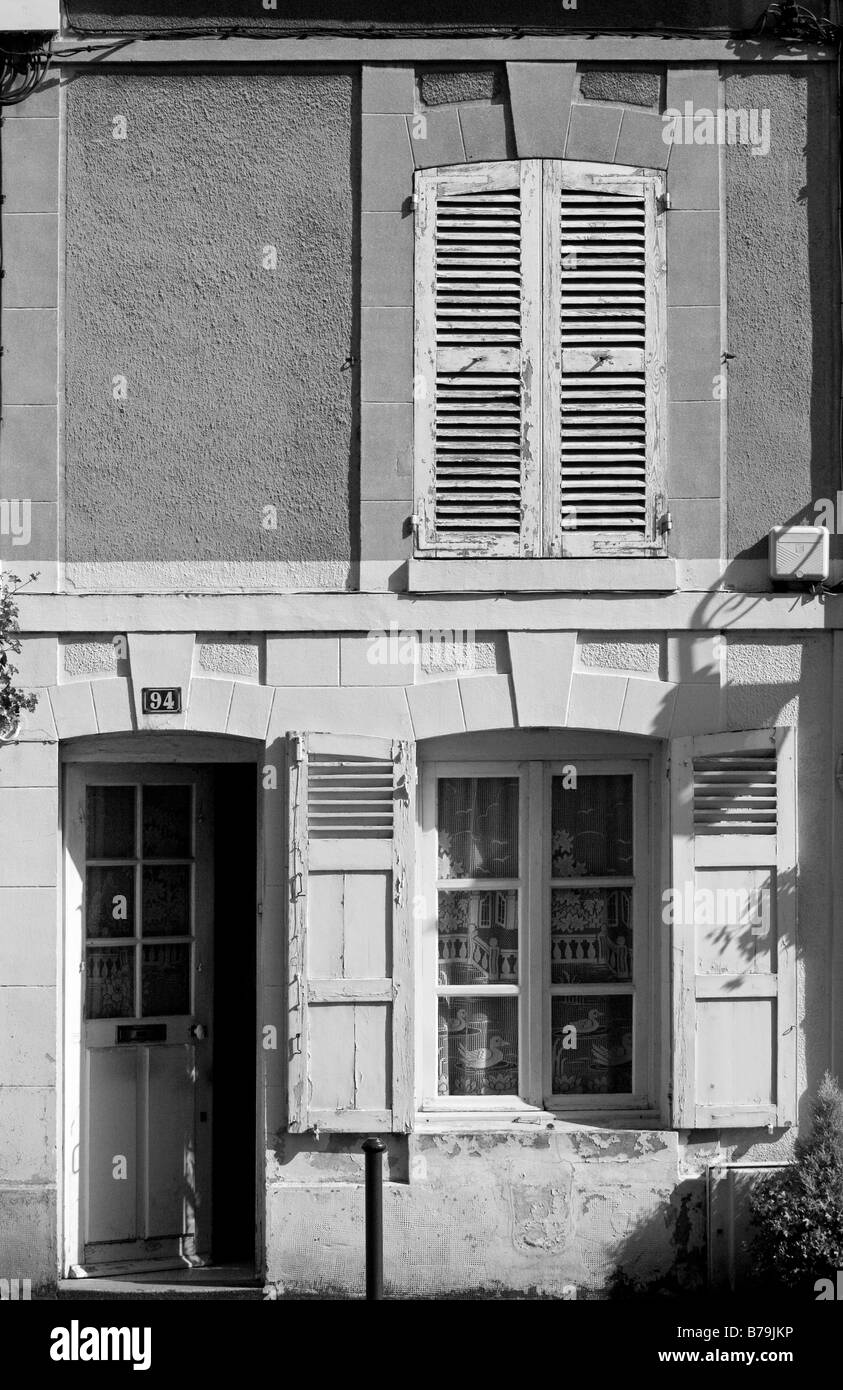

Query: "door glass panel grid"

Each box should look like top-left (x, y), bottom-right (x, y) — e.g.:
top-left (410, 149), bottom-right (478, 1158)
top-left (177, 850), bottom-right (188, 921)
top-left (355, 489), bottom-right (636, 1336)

top-left (85, 783), bottom-right (195, 1020)
top-left (435, 772), bottom-right (523, 1098)
top-left (546, 766), bottom-right (638, 1102)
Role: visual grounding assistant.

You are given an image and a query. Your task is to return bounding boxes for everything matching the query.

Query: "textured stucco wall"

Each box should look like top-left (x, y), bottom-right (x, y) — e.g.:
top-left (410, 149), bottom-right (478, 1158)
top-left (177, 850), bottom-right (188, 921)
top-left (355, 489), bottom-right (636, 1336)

top-left (725, 67), bottom-right (839, 559)
top-left (64, 70), bottom-right (355, 565)
top-left (267, 1129), bottom-right (708, 1297)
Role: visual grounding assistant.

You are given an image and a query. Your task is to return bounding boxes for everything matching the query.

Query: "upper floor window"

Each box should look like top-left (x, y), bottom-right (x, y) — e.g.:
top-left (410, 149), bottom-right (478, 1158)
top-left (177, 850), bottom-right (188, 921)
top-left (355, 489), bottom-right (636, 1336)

top-left (413, 159), bottom-right (666, 559)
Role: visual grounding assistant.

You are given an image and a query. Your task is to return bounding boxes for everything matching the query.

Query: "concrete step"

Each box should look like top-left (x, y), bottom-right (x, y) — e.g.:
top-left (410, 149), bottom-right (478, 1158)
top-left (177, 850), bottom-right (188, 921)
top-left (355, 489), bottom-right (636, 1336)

top-left (57, 1278), bottom-right (267, 1300)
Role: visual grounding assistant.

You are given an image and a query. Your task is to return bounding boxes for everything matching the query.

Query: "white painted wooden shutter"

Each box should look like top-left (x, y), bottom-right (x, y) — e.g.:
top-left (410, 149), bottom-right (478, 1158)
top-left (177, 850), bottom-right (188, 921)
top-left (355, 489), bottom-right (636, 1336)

top-left (544, 162), bottom-right (666, 557)
top-left (287, 733), bottom-right (414, 1134)
top-left (415, 161), bottom-right (541, 556)
top-left (670, 729), bottom-right (796, 1129)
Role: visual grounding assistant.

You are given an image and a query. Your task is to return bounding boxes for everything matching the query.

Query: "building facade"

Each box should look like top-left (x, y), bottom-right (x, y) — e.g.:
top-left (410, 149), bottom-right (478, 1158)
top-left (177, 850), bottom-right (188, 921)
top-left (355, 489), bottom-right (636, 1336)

top-left (1, 0), bottom-right (842, 1297)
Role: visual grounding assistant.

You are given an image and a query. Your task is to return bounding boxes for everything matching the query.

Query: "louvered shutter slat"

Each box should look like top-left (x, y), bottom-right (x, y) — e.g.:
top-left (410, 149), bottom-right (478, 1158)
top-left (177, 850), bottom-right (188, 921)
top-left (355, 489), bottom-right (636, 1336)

top-left (671, 730), bottom-right (797, 1130)
top-left (544, 166), bottom-right (665, 555)
top-left (415, 162), bottom-right (541, 555)
top-left (560, 190), bottom-right (647, 533)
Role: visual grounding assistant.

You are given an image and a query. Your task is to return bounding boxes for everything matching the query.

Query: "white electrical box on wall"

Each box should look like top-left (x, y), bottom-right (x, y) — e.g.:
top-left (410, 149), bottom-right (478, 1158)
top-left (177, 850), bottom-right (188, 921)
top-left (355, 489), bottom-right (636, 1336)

top-left (3, 1), bottom-right (60, 30)
top-left (768, 525), bottom-right (830, 582)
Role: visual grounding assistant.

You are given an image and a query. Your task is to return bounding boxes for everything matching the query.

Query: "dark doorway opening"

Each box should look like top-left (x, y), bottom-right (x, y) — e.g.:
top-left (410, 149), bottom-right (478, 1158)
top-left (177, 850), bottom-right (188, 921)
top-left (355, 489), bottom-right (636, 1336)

top-left (211, 763), bottom-right (257, 1266)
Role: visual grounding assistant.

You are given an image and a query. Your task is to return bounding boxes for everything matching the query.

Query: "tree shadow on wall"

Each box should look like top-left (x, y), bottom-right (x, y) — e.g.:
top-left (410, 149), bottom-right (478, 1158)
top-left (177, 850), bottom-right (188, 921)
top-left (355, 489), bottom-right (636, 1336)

top-left (603, 1177), bottom-right (709, 1299)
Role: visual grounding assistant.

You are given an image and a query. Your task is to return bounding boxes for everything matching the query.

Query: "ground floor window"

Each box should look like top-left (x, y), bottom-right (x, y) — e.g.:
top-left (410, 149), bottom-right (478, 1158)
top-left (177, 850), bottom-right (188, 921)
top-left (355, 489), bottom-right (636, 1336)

top-left (420, 756), bottom-right (651, 1112)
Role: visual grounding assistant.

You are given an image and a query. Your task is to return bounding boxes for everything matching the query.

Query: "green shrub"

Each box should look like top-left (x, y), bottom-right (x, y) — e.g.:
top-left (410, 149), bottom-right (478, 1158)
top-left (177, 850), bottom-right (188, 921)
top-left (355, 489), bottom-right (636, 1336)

top-left (0, 572), bottom-right (38, 740)
top-left (748, 1072), bottom-right (843, 1291)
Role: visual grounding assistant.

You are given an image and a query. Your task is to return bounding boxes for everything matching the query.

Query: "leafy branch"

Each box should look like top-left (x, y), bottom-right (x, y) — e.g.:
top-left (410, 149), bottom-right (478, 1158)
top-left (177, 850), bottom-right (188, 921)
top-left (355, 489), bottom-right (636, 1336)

top-left (0, 571), bottom-right (39, 740)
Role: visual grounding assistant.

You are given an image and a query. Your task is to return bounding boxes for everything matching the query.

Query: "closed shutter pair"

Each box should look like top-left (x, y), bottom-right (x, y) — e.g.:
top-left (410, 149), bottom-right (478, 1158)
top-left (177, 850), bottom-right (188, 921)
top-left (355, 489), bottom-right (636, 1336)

top-left (414, 160), bottom-right (666, 557)
top-left (286, 728), bottom-right (796, 1134)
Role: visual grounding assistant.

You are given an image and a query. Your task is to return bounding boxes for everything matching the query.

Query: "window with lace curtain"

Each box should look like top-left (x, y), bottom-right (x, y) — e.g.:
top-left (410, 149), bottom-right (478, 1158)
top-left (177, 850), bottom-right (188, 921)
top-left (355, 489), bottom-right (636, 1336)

top-left (419, 756), bottom-right (652, 1112)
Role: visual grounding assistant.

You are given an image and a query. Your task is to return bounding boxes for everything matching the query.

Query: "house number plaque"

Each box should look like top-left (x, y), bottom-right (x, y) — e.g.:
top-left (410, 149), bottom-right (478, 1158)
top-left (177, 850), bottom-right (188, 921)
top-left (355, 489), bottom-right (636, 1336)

top-left (141, 687), bottom-right (182, 713)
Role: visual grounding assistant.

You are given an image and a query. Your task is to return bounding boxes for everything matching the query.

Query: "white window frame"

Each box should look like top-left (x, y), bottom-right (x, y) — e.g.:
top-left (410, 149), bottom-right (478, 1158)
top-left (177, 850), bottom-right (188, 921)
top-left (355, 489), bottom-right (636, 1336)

top-left (419, 753), bottom-right (652, 1115)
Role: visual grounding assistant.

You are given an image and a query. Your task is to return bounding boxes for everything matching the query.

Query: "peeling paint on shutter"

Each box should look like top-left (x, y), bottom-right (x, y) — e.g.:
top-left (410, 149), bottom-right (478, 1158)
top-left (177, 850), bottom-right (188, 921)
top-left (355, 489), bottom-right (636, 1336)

top-left (671, 729), bottom-right (797, 1130)
top-left (415, 161), bottom-right (541, 556)
top-left (693, 748), bottom-right (778, 836)
top-left (288, 733), bottom-right (415, 1135)
top-left (307, 751), bottom-right (395, 838)
top-left (544, 163), bottom-right (666, 558)
top-left (559, 190), bottom-right (647, 532)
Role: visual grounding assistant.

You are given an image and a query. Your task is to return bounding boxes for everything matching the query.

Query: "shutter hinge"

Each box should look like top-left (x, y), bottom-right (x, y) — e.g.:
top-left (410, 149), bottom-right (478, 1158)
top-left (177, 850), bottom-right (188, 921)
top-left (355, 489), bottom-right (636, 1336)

top-left (657, 192), bottom-right (671, 214)
top-left (411, 191), bottom-right (419, 211)
top-left (290, 734), bottom-right (303, 764)
top-left (412, 500), bottom-right (430, 549)
top-left (656, 494), bottom-right (672, 536)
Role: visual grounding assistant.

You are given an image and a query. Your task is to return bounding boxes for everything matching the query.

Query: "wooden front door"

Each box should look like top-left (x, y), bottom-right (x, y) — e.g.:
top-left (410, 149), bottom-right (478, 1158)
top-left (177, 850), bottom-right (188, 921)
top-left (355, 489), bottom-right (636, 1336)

top-left (66, 764), bottom-right (214, 1271)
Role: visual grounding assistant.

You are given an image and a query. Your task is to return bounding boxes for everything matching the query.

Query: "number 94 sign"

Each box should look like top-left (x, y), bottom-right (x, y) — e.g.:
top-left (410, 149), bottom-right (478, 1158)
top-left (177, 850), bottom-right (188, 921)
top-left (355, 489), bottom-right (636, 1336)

top-left (141, 687), bottom-right (182, 714)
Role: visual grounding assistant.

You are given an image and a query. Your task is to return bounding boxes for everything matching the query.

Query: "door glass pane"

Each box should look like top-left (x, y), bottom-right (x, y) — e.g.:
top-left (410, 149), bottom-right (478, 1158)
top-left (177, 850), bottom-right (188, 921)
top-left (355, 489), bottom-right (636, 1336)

top-left (86, 946), bottom-right (134, 1018)
top-left (86, 866), bottom-right (135, 939)
top-left (438, 996), bottom-right (518, 1096)
top-left (142, 785), bottom-right (192, 859)
top-left (86, 785), bottom-right (135, 859)
top-left (142, 943), bottom-right (190, 1015)
top-left (438, 889), bottom-right (518, 984)
top-left (438, 777), bottom-right (519, 879)
top-left (551, 994), bottom-right (633, 1096)
top-left (551, 887), bottom-right (632, 982)
top-left (550, 774), bottom-right (633, 877)
top-left (142, 865), bottom-right (191, 937)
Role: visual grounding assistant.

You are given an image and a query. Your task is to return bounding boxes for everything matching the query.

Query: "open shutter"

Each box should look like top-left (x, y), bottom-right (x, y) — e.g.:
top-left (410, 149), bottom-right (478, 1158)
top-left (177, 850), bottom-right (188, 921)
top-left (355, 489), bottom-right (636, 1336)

top-left (415, 160), bottom-right (541, 556)
top-left (544, 162), bottom-right (666, 557)
top-left (671, 728), bottom-right (796, 1129)
top-left (288, 733), bottom-right (415, 1134)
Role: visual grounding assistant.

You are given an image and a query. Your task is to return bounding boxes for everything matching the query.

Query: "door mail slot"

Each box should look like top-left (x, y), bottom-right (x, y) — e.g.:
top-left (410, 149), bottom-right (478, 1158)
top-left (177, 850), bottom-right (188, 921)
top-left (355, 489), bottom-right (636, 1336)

top-left (116, 1024), bottom-right (167, 1044)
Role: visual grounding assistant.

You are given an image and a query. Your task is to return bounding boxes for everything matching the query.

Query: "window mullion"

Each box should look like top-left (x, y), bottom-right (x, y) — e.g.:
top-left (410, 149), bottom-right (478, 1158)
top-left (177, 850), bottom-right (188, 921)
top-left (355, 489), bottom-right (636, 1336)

top-left (525, 761), bottom-right (545, 1106)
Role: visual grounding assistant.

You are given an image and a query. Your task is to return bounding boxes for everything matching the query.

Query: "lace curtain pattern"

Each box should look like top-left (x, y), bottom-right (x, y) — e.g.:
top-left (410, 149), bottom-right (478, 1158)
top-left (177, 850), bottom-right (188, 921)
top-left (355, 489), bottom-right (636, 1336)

top-left (550, 774), bottom-right (634, 1095)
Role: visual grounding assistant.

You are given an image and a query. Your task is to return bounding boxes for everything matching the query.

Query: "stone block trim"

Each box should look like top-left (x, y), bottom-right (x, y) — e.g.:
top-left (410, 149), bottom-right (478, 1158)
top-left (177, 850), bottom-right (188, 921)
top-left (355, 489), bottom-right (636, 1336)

top-left (186, 678), bottom-right (235, 734)
top-left (127, 632), bottom-right (195, 731)
top-left (406, 679), bottom-right (465, 740)
top-left (509, 632), bottom-right (577, 727)
top-left (361, 114), bottom-right (414, 213)
top-left (615, 109), bottom-right (671, 170)
top-left (409, 108), bottom-right (466, 169)
top-left (227, 682), bottom-right (274, 741)
top-left (362, 65), bottom-right (416, 116)
top-left (27, 645), bottom-right (729, 750)
top-left (565, 103), bottom-right (622, 163)
top-left (458, 102), bottom-right (515, 163)
top-left (507, 62), bottom-right (577, 158)
top-left (665, 69), bottom-right (721, 211)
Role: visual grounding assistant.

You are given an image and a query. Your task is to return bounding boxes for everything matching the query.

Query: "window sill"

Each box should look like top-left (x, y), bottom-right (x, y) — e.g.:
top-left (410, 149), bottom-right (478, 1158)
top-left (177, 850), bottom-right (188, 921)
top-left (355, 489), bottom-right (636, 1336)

top-left (415, 1109), bottom-right (667, 1133)
top-left (407, 558), bottom-right (677, 594)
